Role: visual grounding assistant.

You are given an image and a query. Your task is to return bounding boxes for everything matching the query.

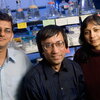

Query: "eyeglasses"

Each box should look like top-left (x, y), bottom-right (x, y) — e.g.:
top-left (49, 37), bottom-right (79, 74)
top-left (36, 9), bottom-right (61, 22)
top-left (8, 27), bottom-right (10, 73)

top-left (42, 41), bottom-right (65, 50)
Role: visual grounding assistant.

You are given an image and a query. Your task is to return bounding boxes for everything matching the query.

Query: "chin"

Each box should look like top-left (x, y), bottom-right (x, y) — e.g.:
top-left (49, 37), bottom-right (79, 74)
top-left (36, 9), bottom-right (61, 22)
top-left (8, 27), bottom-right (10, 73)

top-left (51, 60), bottom-right (62, 65)
top-left (92, 43), bottom-right (99, 47)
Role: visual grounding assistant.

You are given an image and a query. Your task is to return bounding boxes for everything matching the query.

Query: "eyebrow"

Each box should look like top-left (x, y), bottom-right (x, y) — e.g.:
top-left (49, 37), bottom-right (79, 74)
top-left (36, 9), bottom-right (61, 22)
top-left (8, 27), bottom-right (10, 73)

top-left (43, 40), bottom-right (64, 44)
top-left (6, 28), bottom-right (12, 30)
top-left (85, 26), bottom-right (100, 30)
top-left (92, 26), bottom-right (100, 29)
top-left (93, 23), bottom-right (100, 25)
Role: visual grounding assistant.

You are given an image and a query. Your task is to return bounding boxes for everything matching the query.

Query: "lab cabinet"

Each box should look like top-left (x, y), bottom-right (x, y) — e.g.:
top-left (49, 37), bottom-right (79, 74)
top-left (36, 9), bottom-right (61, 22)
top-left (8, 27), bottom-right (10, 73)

top-left (12, 14), bottom-right (92, 62)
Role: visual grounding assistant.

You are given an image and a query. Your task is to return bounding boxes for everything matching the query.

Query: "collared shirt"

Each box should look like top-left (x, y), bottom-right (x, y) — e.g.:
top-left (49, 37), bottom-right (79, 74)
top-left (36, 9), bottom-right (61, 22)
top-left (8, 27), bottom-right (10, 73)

top-left (22, 58), bottom-right (86, 100)
top-left (0, 47), bottom-right (33, 100)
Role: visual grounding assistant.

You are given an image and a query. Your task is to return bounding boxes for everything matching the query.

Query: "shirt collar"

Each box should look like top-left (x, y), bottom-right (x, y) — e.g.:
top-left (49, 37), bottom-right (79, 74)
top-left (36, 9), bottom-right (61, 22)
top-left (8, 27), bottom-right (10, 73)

top-left (42, 59), bottom-right (55, 75)
top-left (7, 48), bottom-right (16, 63)
top-left (61, 58), bottom-right (68, 71)
top-left (42, 58), bottom-right (68, 80)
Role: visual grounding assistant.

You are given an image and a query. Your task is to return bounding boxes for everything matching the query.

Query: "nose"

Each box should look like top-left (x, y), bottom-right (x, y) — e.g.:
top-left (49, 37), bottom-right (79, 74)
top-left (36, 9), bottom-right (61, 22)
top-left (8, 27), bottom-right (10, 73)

top-left (0, 31), bottom-right (5, 36)
top-left (51, 44), bottom-right (59, 53)
top-left (90, 31), bottom-right (95, 38)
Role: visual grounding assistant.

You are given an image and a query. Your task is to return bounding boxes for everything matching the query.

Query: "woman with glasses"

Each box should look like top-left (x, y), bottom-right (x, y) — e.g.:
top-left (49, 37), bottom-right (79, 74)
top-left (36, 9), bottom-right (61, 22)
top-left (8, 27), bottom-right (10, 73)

top-left (21, 25), bottom-right (86, 100)
top-left (74, 13), bottom-right (100, 100)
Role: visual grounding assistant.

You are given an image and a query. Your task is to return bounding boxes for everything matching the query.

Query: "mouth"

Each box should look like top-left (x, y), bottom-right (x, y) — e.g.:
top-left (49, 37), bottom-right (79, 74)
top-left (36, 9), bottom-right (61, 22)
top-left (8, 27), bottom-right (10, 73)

top-left (0, 37), bottom-right (6, 41)
top-left (90, 39), bottom-right (97, 43)
top-left (0, 38), bottom-right (5, 41)
top-left (0, 39), bottom-right (4, 41)
top-left (52, 55), bottom-right (62, 60)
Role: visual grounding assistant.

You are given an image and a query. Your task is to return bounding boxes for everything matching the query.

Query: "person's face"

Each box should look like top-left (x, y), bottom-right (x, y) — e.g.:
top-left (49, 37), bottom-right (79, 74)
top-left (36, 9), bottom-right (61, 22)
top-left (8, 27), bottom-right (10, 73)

top-left (41, 32), bottom-right (67, 66)
top-left (0, 20), bottom-right (13, 49)
top-left (84, 21), bottom-right (100, 50)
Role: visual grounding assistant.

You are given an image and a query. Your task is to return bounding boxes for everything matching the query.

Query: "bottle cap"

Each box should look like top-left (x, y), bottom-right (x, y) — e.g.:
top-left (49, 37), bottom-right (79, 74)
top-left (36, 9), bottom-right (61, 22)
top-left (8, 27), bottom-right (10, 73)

top-left (48, 2), bottom-right (55, 4)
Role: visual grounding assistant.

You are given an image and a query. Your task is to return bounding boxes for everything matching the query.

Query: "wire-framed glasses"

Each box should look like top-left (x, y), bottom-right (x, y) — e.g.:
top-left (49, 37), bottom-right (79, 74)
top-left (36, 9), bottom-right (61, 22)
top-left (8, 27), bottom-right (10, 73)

top-left (42, 40), bottom-right (65, 51)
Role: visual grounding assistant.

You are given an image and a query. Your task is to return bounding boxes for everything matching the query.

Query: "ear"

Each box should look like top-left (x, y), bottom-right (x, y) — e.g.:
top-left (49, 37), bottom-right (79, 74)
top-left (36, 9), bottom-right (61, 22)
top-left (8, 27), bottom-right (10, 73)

top-left (65, 48), bottom-right (70, 53)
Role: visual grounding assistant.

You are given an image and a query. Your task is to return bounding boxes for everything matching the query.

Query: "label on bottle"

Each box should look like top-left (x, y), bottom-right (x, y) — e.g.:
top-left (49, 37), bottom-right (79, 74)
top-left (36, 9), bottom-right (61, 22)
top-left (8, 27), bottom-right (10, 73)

top-left (64, 5), bottom-right (69, 9)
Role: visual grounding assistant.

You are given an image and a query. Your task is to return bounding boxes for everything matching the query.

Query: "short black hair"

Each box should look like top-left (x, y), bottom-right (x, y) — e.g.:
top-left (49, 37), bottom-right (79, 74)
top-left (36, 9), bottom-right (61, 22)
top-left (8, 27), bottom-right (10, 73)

top-left (0, 12), bottom-right (13, 31)
top-left (36, 25), bottom-right (68, 58)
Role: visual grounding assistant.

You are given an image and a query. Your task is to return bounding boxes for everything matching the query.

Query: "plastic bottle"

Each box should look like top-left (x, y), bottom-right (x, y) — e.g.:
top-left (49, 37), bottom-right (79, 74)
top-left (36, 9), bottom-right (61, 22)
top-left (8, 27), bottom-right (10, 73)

top-left (46, 1), bottom-right (60, 19)
top-left (79, 0), bottom-right (96, 15)
top-left (15, 0), bottom-right (26, 23)
top-left (27, 0), bottom-right (40, 21)
top-left (68, 0), bottom-right (79, 16)
top-left (59, 0), bottom-right (70, 17)
top-left (6, 6), bottom-right (12, 16)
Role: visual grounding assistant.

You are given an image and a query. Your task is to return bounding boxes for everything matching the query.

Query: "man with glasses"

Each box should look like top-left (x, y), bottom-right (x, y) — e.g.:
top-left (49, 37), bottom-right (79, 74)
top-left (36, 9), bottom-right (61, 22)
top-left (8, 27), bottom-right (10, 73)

top-left (22, 25), bottom-right (86, 100)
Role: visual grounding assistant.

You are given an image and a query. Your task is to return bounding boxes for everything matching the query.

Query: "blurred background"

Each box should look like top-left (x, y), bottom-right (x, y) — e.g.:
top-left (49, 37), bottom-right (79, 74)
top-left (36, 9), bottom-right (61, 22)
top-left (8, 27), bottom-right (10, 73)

top-left (0, 0), bottom-right (99, 10)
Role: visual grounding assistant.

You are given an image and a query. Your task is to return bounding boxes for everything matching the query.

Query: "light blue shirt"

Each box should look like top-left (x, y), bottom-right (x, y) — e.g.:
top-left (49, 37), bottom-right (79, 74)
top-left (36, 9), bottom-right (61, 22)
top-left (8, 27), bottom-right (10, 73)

top-left (0, 47), bottom-right (33, 100)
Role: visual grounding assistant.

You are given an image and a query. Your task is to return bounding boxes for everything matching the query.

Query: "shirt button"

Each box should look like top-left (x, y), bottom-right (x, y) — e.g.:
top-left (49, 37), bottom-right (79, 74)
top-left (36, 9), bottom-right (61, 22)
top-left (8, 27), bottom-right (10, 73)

top-left (61, 87), bottom-right (63, 90)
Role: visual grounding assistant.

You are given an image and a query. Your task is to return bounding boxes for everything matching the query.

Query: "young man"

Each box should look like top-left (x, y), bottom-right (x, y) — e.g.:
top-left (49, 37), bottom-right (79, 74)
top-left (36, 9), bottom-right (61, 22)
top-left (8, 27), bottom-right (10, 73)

top-left (22, 25), bottom-right (86, 100)
top-left (0, 13), bottom-right (33, 100)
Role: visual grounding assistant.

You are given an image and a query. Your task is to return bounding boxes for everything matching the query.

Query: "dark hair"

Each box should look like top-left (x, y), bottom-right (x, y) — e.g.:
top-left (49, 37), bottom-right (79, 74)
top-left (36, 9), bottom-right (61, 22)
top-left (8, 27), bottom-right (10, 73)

top-left (76, 13), bottom-right (100, 63)
top-left (80, 13), bottom-right (100, 46)
top-left (0, 12), bottom-right (13, 31)
top-left (36, 25), bottom-right (68, 58)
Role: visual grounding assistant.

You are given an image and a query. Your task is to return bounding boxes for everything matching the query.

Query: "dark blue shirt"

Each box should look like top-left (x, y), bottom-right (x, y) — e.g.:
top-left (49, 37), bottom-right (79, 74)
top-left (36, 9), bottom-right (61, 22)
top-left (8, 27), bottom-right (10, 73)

top-left (21, 58), bottom-right (86, 100)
